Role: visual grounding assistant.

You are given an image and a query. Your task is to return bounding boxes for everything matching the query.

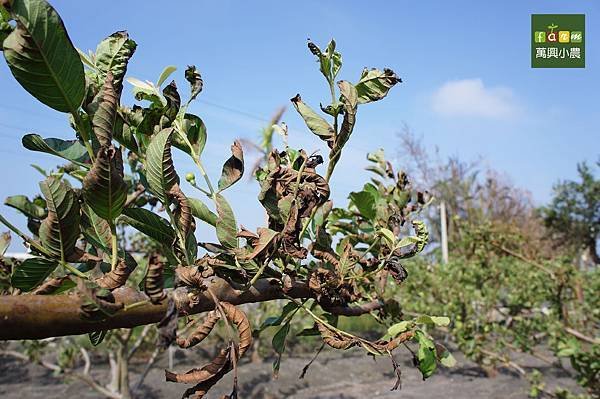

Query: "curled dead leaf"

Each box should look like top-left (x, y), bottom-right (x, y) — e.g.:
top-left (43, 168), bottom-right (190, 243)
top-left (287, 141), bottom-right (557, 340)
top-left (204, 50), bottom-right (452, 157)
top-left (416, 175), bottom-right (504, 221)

top-left (177, 311), bottom-right (220, 349)
top-left (168, 183), bottom-right (192, 236)
top-left (317, 322), bottom-right (358, 350)
top-left (220, 302), bottom-right (252, 358)
top-left (165, 345), bottom-right (231, 384)
top-left (145, 253), bottom-right (167, 304)
top-left (31, 276), bottom-right (70, 295)
top-left (96, 258), bottom-right (137, 290)
top-left (175, 266), bottom-right (205, 289)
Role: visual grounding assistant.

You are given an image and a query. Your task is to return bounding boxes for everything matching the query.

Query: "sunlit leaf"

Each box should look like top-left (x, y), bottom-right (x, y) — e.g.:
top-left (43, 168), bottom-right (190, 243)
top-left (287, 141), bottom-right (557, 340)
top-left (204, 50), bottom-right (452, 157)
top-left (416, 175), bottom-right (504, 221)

top-left (354, 67), bottom-right (401, 104)
top-left (172, 114), bottom-right (207, 156)
top-left (188, 198), bottom-right (217, 226)
top-left (95, 30), bottom-right (137, 93)
top-left (215, 193), bottom-right (237, 249)
top-left (415, 331), bottom-right (437, 379)
top-left (387, 320), bottom-right (412, 337)
top-left (3, 0), bottom-right (85, 113)
top-left (5, 195), bottom-right (47, 219)
top-left (156, 65), bottom-right (176, 87)
top-left (22, 134), bottom-right (90, 167)
top-left (120, 207), bottom-right (175, 243)
top-left (290, 94), bottom-right (334, 145)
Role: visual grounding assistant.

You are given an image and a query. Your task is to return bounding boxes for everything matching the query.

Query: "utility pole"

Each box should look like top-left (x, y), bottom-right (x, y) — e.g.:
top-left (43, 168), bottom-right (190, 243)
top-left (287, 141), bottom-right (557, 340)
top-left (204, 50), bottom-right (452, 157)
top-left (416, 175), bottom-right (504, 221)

top-left (440, 201), bottom-right (449, 264)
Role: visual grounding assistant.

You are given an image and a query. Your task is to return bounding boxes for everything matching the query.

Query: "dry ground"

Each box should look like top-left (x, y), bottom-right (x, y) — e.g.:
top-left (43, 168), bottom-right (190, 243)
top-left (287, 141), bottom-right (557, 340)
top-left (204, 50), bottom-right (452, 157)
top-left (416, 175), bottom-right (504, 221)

top-left (0, 345), bottom-right (580, 399)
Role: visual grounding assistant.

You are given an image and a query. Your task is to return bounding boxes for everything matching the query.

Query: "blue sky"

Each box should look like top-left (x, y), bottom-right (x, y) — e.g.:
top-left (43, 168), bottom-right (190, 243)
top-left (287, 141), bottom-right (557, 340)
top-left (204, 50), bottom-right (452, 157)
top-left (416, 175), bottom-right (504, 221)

top-left (0, 0), bottom-right (598, 250)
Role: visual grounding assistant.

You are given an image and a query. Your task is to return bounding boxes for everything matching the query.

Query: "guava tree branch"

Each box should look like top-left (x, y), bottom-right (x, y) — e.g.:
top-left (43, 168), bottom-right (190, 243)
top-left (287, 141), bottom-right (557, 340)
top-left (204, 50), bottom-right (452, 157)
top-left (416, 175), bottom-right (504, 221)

top-left (0, 277), bottom-right (383, 340)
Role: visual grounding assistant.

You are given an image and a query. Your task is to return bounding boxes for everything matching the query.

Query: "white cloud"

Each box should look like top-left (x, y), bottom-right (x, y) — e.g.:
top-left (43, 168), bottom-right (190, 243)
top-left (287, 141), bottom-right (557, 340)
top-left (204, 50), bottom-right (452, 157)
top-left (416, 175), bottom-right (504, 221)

top-left (431, 78), bottom-right (517, 118)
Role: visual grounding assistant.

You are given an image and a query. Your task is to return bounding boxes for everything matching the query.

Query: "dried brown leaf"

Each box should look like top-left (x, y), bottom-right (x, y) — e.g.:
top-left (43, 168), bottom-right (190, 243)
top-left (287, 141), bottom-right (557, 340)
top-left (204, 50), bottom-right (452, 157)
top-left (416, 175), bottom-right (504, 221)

top-left (175, 266), bottom-right (205, 289)
top-left (176, 311), bottom-right (220, 349)
top-left (169, 183), bottom-right (193, 236)
top-left (31, 276), bottom-right (69, 295)
top-left (96, 258), bottom-right (136, 290)
top-left (220, 302), bottom-right (252, 358)
top-left (92, 72), bottom-right (118, 147)
top-left (317, 322), bottom-right (358, 350)
top-left (165, 345), bottom-right (231, 384)
top-left (145, 253), bottom-right (166, 304)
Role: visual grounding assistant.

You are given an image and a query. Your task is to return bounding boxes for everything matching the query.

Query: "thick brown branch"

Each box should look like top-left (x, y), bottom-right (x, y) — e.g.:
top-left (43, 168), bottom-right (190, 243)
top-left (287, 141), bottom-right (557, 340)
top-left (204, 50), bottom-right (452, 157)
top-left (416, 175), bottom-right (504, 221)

top-left (0, 276), bottom-right (383, 340)
top-left (0, 277), bottom-right (310, 340)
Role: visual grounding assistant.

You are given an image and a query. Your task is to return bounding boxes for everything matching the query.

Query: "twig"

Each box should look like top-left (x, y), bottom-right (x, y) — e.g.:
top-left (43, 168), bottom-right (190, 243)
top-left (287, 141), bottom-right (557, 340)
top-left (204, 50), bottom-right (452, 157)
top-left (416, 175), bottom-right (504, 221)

top-left (124, 184), bottom-right (146, 207)
top-left (564, 327), bottom-right (599, 345)
top-left (128, 324), bottom-right (153, 360)
top-left (134, 346), bottom-right (163, 392)
top-left (299, 343), bottom-right (324, 379)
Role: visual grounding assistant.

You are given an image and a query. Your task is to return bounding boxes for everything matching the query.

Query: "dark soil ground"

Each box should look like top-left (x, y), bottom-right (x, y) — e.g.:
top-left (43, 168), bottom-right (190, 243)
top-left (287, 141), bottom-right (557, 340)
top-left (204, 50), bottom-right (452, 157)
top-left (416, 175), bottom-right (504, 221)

top-left (0, 345), bottom-right (580, 399)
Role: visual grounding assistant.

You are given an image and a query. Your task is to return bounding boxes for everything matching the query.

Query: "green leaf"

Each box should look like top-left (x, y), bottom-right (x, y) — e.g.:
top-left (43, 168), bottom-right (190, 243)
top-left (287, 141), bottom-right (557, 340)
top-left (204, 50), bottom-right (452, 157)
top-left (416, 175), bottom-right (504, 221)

top-left (415, 315), bottom-right (450, 327)
top-left (39, 177), bottom-right (81, 261)
top-left (354, 68), bottom-right (401, 104)
top-left (378, 228), bottom-right (396, 249)
top-left (88, 330), bottom-right (107, 346)
top-left (431, 316), bottom-right (450, 327)
top-left (272, 322), bottom-right (291, 377)
top-left (259, 302), bottom-right (298, 331)
top-left (156, 65), bottom-right (176, 87)
top-left (218, 141), bottom-right (244, 191)
top-left (82, 147), bottom-right (127, 221)
top-left (172, 113), bottom-right (206, 156)
top-left (119, 207), bottom-right (175, 243)
top-left (439, 349), bottom-right (456, 368)
top-left (30, 163), bottom-right (47, 176)
top-left (2, 0), bottom-right (85, 113)
top-left (188, 198), bottom-right (217, 226)
top-left (81, 204), bottom-right (112, 250)
top-left (415, 331), bottom-right (437, 379)
top-left (349, 190), bottom-right (376, 220)
top-left (11, 256), bottom-right (58, 291)
top-left (95, 30), bottom-right (137, 93)
top-left (5, 195), bottom-right (47, 219)
top-left (215, 193), bottom-right (237, 249)
top-left (146, 128), bottom-right (179, 203)
top-left (290, 94), bottom-right (334, 144)
top-left (387, 320), bottom-right (412, 337)
top-left (22, 134), bottom-right (90, 167)
top-left (307, 39), bottom-right (341, 84)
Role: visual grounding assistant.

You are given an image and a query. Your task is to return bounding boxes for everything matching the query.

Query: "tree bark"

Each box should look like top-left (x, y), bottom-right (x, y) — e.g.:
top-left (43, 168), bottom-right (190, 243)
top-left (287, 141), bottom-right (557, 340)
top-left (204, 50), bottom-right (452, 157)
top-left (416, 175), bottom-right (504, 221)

top-left (0, 276), bottom-right (383, 340)
top-left (0, 277), bottom-right (309, 340)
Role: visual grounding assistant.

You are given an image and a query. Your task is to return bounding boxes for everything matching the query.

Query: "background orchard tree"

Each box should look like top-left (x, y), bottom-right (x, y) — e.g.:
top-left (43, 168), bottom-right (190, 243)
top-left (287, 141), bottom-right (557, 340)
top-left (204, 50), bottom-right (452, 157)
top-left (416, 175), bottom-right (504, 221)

top-left (0, 0), bottom-right (453, 397)
top-left (540, 161), bottom-right (600, 266)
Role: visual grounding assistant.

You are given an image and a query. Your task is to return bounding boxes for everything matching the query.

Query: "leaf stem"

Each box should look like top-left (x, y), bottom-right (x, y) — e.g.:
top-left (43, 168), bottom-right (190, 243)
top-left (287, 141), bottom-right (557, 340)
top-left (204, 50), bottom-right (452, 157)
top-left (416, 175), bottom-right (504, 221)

top-left (123, 300), bottom-right (151, 312)
top-left (165, 205), bottom-right (190, 265)
top-left (0, 214), bottom-right (51, 256)
top-left (61, 262), bottom-right (87, 278)
top-left (174, 123), bottom-right (216, 199)
top-left (110, 222), bottom-right (118, 271)
top-left (71, 111), bottom-right (95, 161)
